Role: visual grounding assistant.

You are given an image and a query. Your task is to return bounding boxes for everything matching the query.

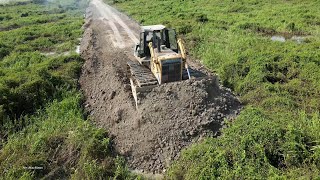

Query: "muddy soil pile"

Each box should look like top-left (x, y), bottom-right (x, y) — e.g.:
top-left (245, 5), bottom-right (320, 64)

top-left (125, 79), bottom-right (241, 172)
top-left (79, 0), bottom-right (241, 174)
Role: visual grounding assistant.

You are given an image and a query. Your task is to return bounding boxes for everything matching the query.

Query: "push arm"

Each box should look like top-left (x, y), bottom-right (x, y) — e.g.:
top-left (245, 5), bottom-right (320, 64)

top-left (177, 39), bottom-right (187, 62)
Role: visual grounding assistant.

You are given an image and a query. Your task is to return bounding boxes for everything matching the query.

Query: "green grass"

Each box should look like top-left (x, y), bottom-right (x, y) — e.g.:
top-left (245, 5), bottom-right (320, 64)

top-left (0, 0), bottom-right (137, 179)
top-left (0, 0), bottom-right (85, 134)
top-left (168, 108), bottom-right (320, 179)
top-left (110, 0), bottom-right (320, 178)
top-left (0, 90), bottom-right (132, 179)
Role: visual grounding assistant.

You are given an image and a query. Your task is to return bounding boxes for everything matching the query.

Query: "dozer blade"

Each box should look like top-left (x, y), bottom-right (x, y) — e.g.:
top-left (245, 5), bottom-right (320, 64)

top-left (127, 61), bottom-right (158, 108)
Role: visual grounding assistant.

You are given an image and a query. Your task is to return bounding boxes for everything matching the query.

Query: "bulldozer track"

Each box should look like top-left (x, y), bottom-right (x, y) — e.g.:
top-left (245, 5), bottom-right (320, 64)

top-left (127, 61), bottom-right (158, 87)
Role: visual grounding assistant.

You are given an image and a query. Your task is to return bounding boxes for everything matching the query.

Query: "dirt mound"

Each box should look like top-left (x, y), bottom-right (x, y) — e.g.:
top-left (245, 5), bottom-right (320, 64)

top-left (79, 0), bottom-right (241, 174)
top-left (123, 78), bottom-right (241, 172)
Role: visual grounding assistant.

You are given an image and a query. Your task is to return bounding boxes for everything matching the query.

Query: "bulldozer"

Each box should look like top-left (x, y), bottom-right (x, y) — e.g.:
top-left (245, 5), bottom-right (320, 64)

top-left (127, 25), bottom-right (191, 107)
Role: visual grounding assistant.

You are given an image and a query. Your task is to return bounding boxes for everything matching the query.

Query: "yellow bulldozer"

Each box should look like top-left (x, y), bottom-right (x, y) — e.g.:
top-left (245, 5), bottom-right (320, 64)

top-left (127, 25), bottom-right (191, 106)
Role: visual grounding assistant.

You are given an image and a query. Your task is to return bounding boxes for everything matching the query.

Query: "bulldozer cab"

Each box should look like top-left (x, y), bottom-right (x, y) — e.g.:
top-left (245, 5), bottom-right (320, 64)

top-left (137, 25), bottom-right (178, 58)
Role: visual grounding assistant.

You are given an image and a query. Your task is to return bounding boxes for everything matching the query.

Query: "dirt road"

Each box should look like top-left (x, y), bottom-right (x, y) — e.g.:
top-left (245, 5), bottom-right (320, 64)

top-left (79, 0), bottom-right (241, 174)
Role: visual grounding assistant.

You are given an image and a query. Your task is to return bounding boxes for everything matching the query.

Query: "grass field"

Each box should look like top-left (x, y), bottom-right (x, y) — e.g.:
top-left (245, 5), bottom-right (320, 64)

top-left (0, 0), bottom-right (135, 179)
top-left (110, 0), bottom-right (320, 178)
top-left (2, 0), bottom-right (320, 178)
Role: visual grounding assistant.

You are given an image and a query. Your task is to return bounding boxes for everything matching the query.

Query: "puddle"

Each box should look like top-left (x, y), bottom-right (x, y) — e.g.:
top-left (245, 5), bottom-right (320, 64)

top-left (76, 46), bottom-right (80, 54)
top-left (270, 35), bottom-right (306, 44)
top-left (63, 51), bottom-right (71, 56)
top-left (291, 36), bottom-right (305, 44)
top-left (41, 37), bottom-right (81, 56)
top-left (271, 36), bottom-right (286, 42)
top-left (76, 38), bottom-right (82, 54)
top-left (41, 52), bottom-right (56, 56)
top-left (41, 46), bottom-right (80, 56)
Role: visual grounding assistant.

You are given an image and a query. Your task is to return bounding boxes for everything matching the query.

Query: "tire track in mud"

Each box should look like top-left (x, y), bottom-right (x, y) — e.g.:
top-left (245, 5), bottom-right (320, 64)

top-left (103, 17), bottom-right (125, 48)
top-left (80, 0), bottom-right (242, 175)
top-left (91, 0), bottom-right (138, 48)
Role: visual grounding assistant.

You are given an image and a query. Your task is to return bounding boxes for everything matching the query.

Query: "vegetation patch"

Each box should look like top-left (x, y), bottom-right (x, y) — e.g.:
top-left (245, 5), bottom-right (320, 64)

top-left (0, 92), bottom-right (135, 179)
top-left (0, 0), bottom-right (136, 179)
top-left (110, 0), bottom-right (320, 178)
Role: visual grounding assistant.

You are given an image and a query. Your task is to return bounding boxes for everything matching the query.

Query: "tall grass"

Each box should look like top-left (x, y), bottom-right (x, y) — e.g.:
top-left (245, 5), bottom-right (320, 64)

top-left (0, 0), bottom-right (85, 133)
top-left (0, 90), bottom-right (135, 179)
top-left (0, 0), bottom-right (136, 179)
